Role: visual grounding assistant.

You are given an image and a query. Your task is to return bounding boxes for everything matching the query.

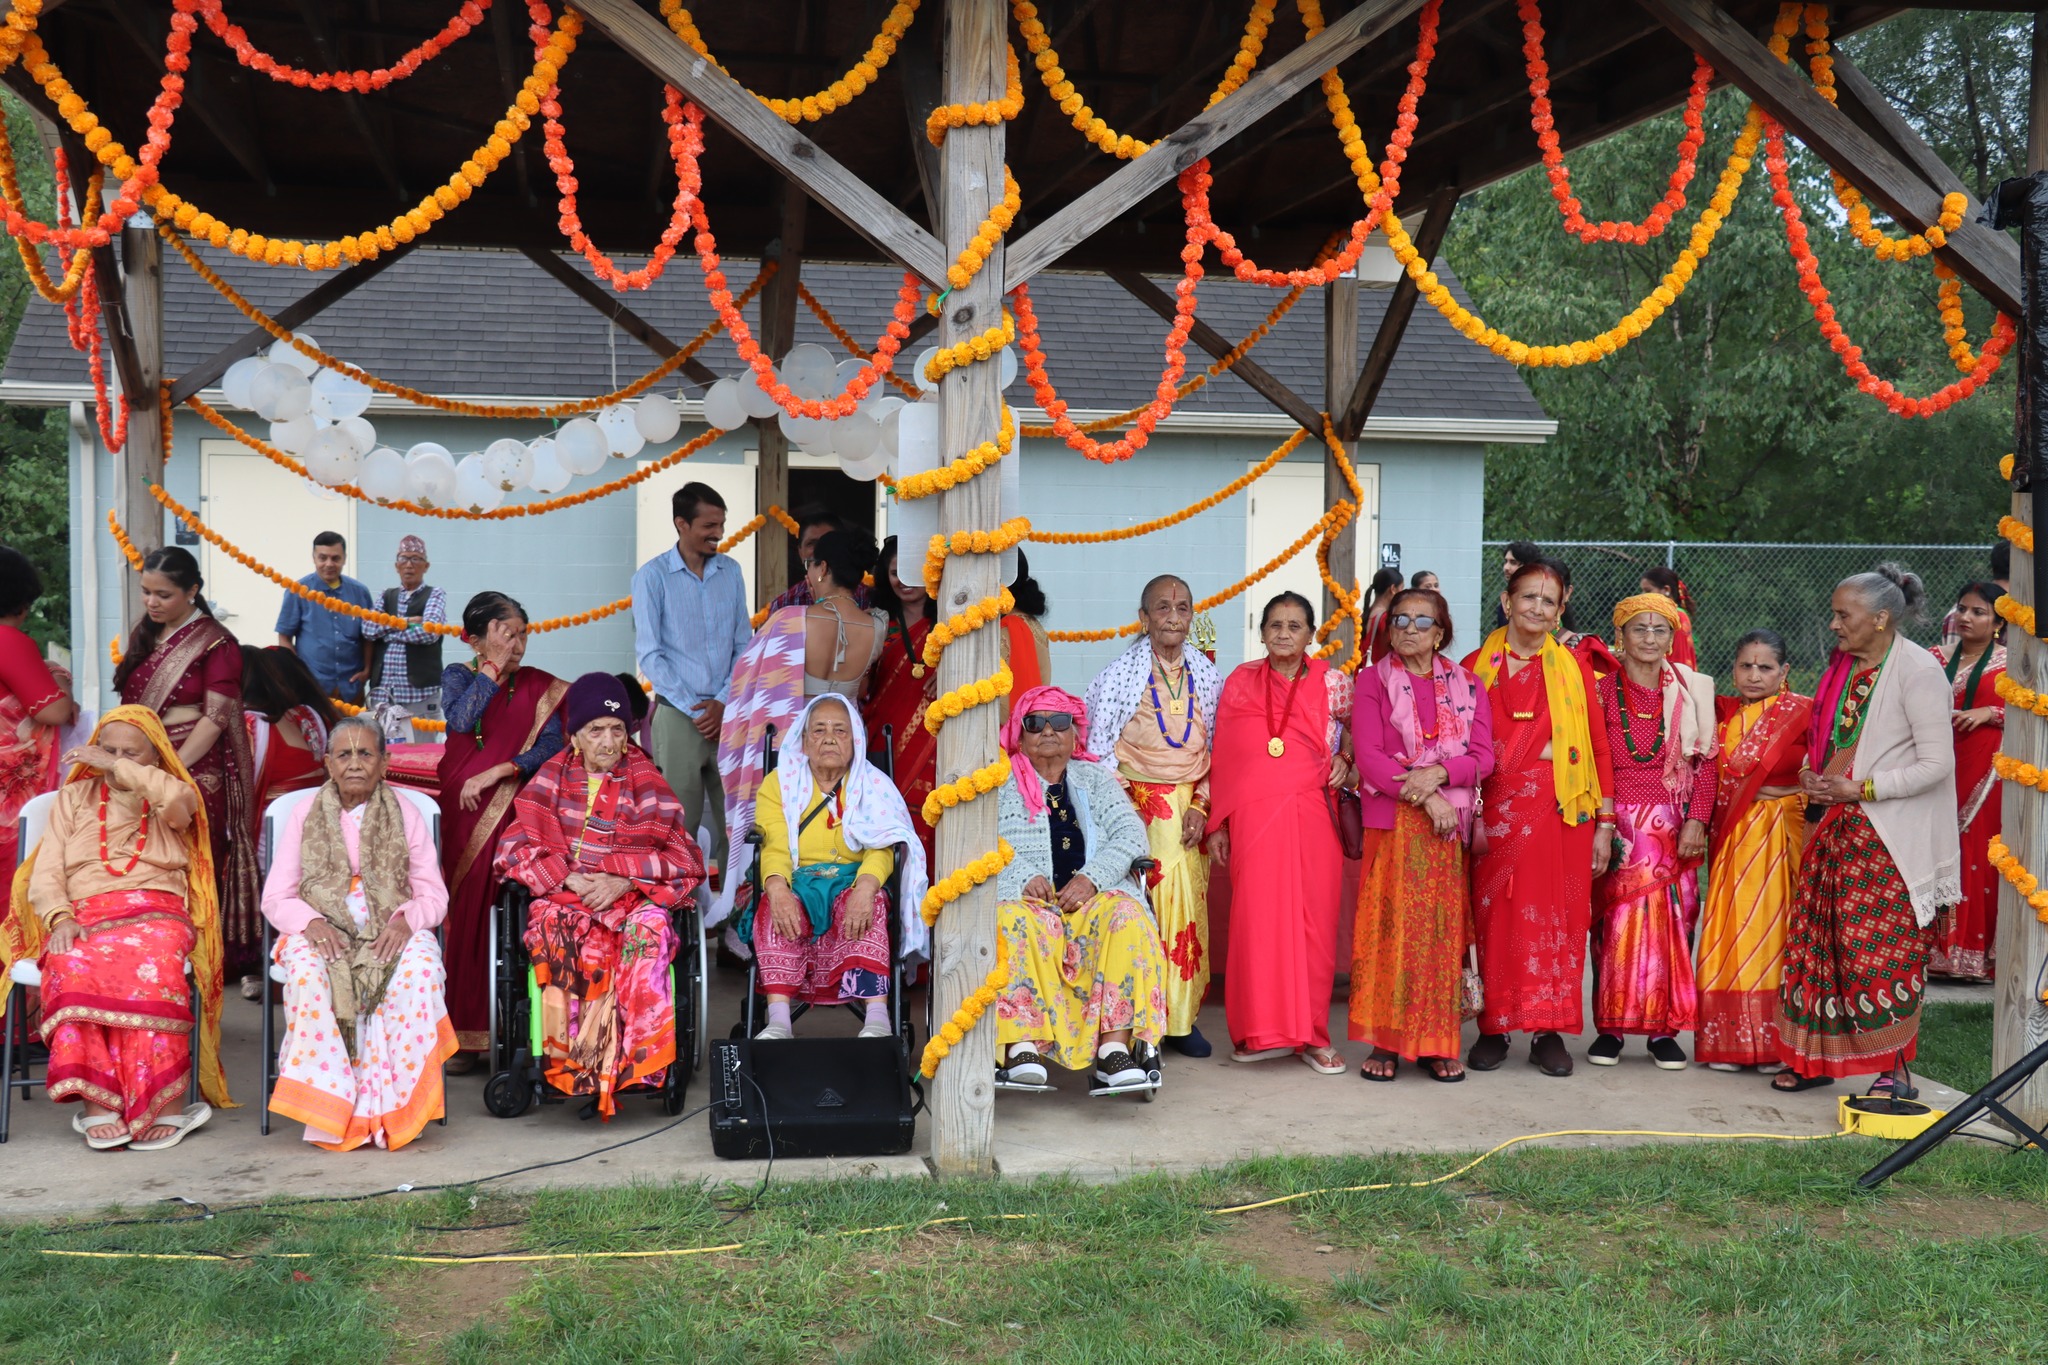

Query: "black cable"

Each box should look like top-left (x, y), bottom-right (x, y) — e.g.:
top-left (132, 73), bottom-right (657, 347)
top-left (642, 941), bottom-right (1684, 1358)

top-left (718, 1066), bottom-right (776, 1224)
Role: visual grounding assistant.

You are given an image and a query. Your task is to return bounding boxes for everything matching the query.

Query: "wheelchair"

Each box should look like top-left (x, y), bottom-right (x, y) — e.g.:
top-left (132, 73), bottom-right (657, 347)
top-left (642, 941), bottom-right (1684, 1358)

top-left (728, 723), bottom-right (919, 1061)
top-left (481, 867), bottom-right (709, 1121)
top-left (254, 785), bottom-right (449, 1137)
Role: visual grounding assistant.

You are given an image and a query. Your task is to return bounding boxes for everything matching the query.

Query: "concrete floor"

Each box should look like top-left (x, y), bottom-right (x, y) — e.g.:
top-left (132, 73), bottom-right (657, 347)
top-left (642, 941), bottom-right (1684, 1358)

top-left (0, 968), bottom-right (1984, 1218)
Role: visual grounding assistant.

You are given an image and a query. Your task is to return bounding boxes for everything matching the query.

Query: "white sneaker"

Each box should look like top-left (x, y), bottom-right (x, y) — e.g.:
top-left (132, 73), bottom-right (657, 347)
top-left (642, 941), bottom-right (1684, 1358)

top-left (857, 1018), bottom-right (892, 1039)
top-left (754, 1022), bottom-right (793, 1041)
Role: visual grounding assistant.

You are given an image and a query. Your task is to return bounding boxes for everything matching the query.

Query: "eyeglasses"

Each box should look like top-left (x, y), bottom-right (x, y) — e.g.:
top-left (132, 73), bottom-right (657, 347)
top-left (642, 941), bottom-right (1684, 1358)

top-left (1624, 623), bottom-right (1674, 639)
top-left (1390, 613), bottom-right (1438, 631)
top-left (1021, 712), bottom-right (1075, 734)
top-left (395, 555), bottom-right (426, 566)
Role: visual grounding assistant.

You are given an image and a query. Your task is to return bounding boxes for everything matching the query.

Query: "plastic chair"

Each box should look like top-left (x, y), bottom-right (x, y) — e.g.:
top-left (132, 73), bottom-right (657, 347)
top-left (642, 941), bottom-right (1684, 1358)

top-left (2, 790), bottom-right (202, 1143)
top-left (256, 785), bottom-right (446, 1136)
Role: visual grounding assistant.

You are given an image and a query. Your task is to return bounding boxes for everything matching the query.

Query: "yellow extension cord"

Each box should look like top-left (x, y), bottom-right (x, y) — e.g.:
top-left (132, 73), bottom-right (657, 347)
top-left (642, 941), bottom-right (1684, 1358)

top-left (37, 1124), bottom-right (1854, 1264)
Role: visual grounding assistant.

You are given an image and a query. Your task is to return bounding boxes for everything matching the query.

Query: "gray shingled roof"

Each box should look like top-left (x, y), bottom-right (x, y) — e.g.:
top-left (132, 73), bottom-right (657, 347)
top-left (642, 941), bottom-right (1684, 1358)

top-left (3, 245), bottom-right (1545, 423)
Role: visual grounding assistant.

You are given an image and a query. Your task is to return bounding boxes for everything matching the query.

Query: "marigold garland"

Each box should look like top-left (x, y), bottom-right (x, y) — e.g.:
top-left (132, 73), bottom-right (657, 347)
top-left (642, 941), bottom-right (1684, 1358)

top-left (921, 309), bottom-right (1015, 385)
top-left (917, 938), bottom-right (1008, 1082)
top-left (1997, 593), bottom-right (2035, 638)
top-left (921, 757), bottom-right (1015, 828)
top-left (924, 44), bottom-right (1024, 145)
top-left (798, 282), bottom-right (927, 401)
top-left (921, 843), bottom-right (1011, 927)
top-left (164, 226), bottom-right (770, 418)
top-left (1012, 0), bottom-right (1276, 160)
top-left (194, 0), bottom-right (489, 92)
top-left (544, 82), bottom-right (699, 290)
top-left (1029, 429), bottom-right (1309, 544)
top-left (896, 407), bottom-right (1015, 501)
top-left (68, 228), bottom-right (130, 450)
top-left (1997, 671), bottom-right (2048, 720)
top-left (925, 662), bottom-right (1014, 736)
top-left (2001, 514), bottom-right (2034, 556)
top-left (943, 166), bottom-right (1020, 296)
top-left (1521, 0), bottom-right (1711, 245)
top-left (1988, 835), bottom-right (2048, 925)
top-left (658, 0), bottom-right (920, 124)
top-left (0, 140), bottom-right (95, 303)
top-left (1935, 262), bottom-right (1980, 374)
top-left (106, 510), bottom-right (142, 570)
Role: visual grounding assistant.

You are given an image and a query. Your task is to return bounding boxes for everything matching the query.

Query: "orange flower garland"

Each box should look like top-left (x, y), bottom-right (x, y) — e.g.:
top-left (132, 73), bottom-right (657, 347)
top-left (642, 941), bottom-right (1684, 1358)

top-left (1522, 0), bottom-right (1711, 245)
top-left (1935, 261), bottom-right (1980, 373)
top-left (1763, 116), bottom-right (2013, 418)
top-left (194, 0), bottom-right (489, 92)
top-left (943, 165), bottom-right (1020, 295)
top-left (1029, 428), bottom-right (1307, 544)
top-left (924, 44), bottom-right (1024, 145)
top-left (66, 240), bottom-right (129, 450)
top-left (184, 391), bottom-right (724, 520)
top-left (106, 510), bottom-right (142, 570)
top-left (799, 282), bottom-right (927, 401)
top-left (0, 140), bottom-right (95, 303)
top-left (659, 0), bottom-right (920, 125)
top-left (543, 82), bottom-right (699, 290)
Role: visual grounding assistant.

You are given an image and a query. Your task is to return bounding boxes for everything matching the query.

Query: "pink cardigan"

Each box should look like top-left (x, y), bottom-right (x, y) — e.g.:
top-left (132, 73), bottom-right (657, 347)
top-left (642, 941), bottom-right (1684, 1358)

top-left (260, 789), bottom-right (449, 935)
top-left (1351, 662), bottom-right (1495, 831)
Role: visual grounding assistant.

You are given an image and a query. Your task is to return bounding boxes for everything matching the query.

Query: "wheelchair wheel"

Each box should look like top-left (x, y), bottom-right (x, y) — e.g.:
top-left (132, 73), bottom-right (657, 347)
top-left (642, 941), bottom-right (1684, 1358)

top-left (483, 1070), bottom-right (532, 1119)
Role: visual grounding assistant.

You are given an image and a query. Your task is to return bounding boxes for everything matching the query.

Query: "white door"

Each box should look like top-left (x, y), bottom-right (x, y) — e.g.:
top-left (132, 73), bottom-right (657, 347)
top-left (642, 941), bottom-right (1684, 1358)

top-left (199, 439), bottom-right (357, 637)
top-left (635, 452), bottom-right (758, 607)
top-left (1241, 459), bottom-right (1379, 665)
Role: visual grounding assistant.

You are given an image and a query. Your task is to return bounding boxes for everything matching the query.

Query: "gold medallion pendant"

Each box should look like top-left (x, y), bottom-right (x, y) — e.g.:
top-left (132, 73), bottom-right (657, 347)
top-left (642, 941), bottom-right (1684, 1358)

top-left (1267, 737), bottom-right (1285, 758)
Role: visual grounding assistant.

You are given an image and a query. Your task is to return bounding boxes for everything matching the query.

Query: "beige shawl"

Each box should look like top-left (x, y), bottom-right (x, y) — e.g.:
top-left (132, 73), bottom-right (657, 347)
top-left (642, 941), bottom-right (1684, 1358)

top-left (1849, 635), bottom-right (1961, 927)
top-left (297, 782), bottom-right (413, 1057)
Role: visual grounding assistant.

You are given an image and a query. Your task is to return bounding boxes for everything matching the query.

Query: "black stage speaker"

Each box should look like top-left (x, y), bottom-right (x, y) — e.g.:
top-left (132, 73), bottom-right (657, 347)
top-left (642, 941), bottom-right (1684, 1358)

top-left (709, 1036), bottom-right (916, 1159)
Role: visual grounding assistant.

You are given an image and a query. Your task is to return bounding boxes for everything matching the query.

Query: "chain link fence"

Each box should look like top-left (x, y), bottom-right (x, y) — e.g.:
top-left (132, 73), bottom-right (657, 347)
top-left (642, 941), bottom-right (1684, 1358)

top-left (1481, 541), bottom-right (1999, 689)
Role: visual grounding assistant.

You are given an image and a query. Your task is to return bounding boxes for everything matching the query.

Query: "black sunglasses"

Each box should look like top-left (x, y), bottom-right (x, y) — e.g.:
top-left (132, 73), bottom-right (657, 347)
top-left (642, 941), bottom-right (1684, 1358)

top-left (1021, 712), bottom-right (1075, 735)
top-left (1390, 613), bottom-right (1439, 631)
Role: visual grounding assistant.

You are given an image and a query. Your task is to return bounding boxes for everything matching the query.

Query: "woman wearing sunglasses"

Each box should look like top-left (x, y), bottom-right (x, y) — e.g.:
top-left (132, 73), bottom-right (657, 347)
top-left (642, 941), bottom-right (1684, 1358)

top-left (1208, 592), bottom-right (1355, 1074)
top-left (1349, 588), bottom-right (1492, 1082)
top-left (992, 686), bottom-right (1169, 1095)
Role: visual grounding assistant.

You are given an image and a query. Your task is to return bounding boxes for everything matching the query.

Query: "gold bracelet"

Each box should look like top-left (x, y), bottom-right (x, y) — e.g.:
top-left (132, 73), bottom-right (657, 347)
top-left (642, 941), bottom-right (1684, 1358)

top-left (1861, 778), bottom-right (1876, 802)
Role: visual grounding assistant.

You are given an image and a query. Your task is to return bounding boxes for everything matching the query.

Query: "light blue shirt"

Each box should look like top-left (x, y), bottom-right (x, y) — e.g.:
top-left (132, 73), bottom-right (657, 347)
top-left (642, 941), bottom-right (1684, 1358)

top-left (632, 545), bottom-right (752, 711)
top-left (275, 572), bottom-right (374, 701)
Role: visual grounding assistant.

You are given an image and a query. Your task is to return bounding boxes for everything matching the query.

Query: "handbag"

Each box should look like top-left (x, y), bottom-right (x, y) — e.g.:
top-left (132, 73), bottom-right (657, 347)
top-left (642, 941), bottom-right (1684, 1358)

top-left (1459, 945), bottom-right (1485, 1022)
top-left (1327, 785), bottom-right (1364, 861)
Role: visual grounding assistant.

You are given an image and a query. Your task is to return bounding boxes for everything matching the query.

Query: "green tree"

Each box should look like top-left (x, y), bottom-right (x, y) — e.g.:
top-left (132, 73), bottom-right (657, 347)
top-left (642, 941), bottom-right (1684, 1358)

top-left (1451, 11), bottom-right (2024, 545)
top-left (0, 88), bottom-right (71, 647)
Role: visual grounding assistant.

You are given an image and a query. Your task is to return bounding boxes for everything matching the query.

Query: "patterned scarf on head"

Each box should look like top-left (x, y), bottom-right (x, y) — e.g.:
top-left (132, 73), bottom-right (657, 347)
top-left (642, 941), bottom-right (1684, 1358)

top-left (1000, 686), bottom-right (1097, 822)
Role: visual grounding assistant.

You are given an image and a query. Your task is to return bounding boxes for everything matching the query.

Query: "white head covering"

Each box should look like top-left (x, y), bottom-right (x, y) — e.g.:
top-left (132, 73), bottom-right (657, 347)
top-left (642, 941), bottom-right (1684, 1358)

top-left (774, 694), bottom-right (930, 961)
top-left (1084, 633), bottom-right (1222, 750)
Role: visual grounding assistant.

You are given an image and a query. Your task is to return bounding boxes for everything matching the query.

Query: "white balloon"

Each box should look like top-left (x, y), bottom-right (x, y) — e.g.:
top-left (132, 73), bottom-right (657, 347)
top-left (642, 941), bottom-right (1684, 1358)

top-left (249, 363), bottom-right (311, 422)
top-left (832, 411), bottom-right (881, 462)
top-left (702, 378), bottom-right (750, 430)
top-left (358, 447), bottom-right (408, 501)
top-left (303, 424), bottom-right (364, 487)
top-left (221, 356), bottom-right (265, 411)
top-left (555, 418), bottom-right (609, 474)
top-left (405, 451), bottom-right (458, 509)
top-left (999, 344), bottom-right (1019, 390)
top-left (835, 358), bottom-right (869, 388)
top-left (891, 404), bottom-right (941, 552)
top-left (454, 455), bottom-right (504, 513)
top-left (778, 409), bottom-right (828, 449)
top-left (337, 416), bottom-right (378, 457)
top-left (596, 404), bottom-right (646, 458)
top-left (633, 393), bottom-right (682, 444)
top-left (782, 344), bottom-right (838, 400)
top-left (840, 441), bottom-right (893, 482)
top-left (863, 394), bottom-right (906, 424)
top-left (483, 437), bottom-right (534, 491)
top-left (268, 334), bottom-right (320, 376)
top-left (404, 441), bottom-right (453, 466)
top-left (738, 374), bottom-right (782, 420)
top-left (914, 346), bottom-right (944, 390)
top-left (309, 367), bottom-right (372, 421)
top-left (527, 437), bottom-right (571, 495)
top-left (269, 414), bottom-right (317, 455)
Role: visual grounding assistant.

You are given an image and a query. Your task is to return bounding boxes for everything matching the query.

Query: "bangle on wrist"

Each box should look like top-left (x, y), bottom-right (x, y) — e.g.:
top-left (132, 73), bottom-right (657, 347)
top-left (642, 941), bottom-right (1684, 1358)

top-left (1861, 777), bottom-right (1876, 802)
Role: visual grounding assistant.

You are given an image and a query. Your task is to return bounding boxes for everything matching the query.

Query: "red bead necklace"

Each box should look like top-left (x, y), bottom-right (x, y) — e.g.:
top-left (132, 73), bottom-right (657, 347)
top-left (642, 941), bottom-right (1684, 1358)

top-left (97, 779), bottom-right (151, 877)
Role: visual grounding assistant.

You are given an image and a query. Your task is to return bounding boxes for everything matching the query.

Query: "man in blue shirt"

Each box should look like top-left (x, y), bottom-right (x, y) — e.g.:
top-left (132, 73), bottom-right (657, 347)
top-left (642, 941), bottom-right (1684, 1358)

top-left (275, 530), bottom-right (375, 703)
top-left (633, 482), bottom-right (752, 871)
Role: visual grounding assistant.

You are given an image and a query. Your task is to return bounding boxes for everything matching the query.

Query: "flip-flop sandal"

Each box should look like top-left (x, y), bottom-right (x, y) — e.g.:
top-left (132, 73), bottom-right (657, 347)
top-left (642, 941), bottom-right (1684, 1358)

top-left (1771, 1073), bottom-right (1833, 1093)
top-left (1232, 1046), bottom-right (1293, 1064)
top-left (1358, 1056), bottom-right (1399, 1083)
top-left (1869, 1076), bottom-right (1921, 1101)
top-left (1301, 1049), bottom-right (1346, 1076)
top-left (1425, 1058), bottom-right (1466, 1083)
top-left (130, 1103), bottom-right (211, 1152)
top-left (72, 1112), bottom-right (131, 1150)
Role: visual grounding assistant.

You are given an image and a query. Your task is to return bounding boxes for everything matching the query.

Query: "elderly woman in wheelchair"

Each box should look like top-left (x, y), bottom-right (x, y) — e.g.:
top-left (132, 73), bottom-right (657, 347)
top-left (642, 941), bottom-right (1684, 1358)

top-left (993, 687), bottom-right (1169, 1097)
top-left (494, 673), bottom-right (705, 1119)
top-left (260, 714), bottom-right (453, 1150)
top-left (741, 695), bottom-right (928, 1041)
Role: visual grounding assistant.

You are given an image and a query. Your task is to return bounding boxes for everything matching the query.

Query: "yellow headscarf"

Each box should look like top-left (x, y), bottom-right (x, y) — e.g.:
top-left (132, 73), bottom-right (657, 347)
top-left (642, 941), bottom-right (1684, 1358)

top-left (1610, 592), bottom-right (1685, 642)
top-left (1470, 628), bottom-right (1603, 827)
top-left (3, 705), bottom-right (234, 1108)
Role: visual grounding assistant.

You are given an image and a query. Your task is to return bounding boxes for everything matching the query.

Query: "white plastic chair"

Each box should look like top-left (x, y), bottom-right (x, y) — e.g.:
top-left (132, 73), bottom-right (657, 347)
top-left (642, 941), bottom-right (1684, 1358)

top-left (2, 790), bottom-right (202, 1143)
top-left (256, 785), bottom-right (444, 1136)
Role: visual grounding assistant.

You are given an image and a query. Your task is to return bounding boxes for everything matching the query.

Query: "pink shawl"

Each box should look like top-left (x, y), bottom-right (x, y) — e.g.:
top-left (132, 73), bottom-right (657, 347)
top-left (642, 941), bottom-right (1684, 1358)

top-left (1377, 653), bottom-right (1480, 839)
top-left (1001, 685), bottom-right (1097, 821)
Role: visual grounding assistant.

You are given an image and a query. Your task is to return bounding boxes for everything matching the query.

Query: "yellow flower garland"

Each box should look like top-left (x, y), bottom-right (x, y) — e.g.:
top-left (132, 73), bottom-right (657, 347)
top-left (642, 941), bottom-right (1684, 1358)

top-left (922, 309), bottom-right (1016, 385)
top-left (1988, 835), bottom-right (2048, 925)
top-left (917, 938), bottom-right (1008, 1080)
top-left (658, 0), bottom-right (919, 124)
top-left (1997, 672), bottom-right (2048, 720)
top-left (925, 661), bottom-right (1014, 735)
top-left (1997, 593), bottom-right (2035, 637)
top-left (2001, 514), bottom-right (2033, 555)
top-left (924, 45), bottom-right (1024, 145)
top-left (1030, 429), bottom-right (1308, 545)
top-left (923, 585), bottom-right (1019, 667)
top-left (921, 842), bottom-right (1012, 927)
top-left (107, 509), bottom-right (142, 570)
top-left (896, 406), bottom-right (1016, 501)
top-left (2001, 453), bottom-right (2016, 481)
top-left (944, 167), bottom-right (1020, 295)
top-left (921, 757), bottom-right (1015, 829)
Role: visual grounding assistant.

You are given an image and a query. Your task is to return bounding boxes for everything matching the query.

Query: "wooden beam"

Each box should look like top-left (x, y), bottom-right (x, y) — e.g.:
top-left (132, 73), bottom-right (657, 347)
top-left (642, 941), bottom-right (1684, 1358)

top-left (897, 25), bottom-right (943, 226)
top-left (1106, 268), bottom-right (1324, 434)
top-left (1323, 272), bottom-right (1358, 649)
top-left (929, 0), bottom-right (1007, 1180)
top-left (573, 0), bottom-right (949, 286)
top-left (1004, 0), bottom-right (1429, 289)
top-left (755, 187), bottom-right (805, 605)
top-left (490, 0), bottom-right (540, 209)
top-left (104, 0), bottom-right (275, 196)
top-left (165, 245), bottom-right (416, 405)
top-left (516, 245), bottom-right (720, 388)
top-left (1337, 187), bottom-right (1457, 440)
top-left (1633, 0), bottom-right (2021, 317)
top-left (289, 0), bottom-right (407, 200)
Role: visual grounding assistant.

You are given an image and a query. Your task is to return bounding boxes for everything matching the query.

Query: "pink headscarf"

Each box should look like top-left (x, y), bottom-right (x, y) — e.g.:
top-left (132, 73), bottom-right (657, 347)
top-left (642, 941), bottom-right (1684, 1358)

top-left (1001, 685), bottom-right (1097, 821)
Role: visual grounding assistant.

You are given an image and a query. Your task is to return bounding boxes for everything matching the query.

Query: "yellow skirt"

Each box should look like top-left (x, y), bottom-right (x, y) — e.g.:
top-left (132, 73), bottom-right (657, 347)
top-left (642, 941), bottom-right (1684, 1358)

top-left (1696, 792), bottom-right (1803, 1066)
top-left (1120, 774), bottom-right (1211, 1034)
top-left (995, 893), bottom-right (1169, 1070)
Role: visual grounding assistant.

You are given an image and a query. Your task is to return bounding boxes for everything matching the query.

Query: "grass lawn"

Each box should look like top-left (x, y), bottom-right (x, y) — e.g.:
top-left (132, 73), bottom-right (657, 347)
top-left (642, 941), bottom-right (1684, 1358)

top-left (5, 1135), bottom-right (2048, 1363)
top-left (1917, 1001), bottom-right (1995, 1095)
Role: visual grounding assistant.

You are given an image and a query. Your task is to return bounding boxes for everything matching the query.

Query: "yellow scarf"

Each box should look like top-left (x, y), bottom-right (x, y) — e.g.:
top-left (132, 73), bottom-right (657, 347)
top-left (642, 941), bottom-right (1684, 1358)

top-left (1470, 628), bottom-right (1602, 827)
top-left (4, 704), bottom-right (234, 1109)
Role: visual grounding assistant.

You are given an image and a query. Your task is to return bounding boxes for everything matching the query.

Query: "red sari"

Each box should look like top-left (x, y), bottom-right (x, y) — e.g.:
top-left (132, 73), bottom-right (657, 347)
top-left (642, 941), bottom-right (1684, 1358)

top-left (118, 614), bottom-right (260, 976)
top-left (1465, 649), bottom-right (1614, 1035)
top-left (0, 622), bottom-right (63, 874)
top-left (438, 666), bottom-right (567, 1050)
top-left (247, 706), bottom-right (329, 817)
top-left (865, 616), bottom-right (937, 861)
top-left (1210, 658), bottom-right (1347, 1053)
top-left (1931, 643), bottom-right (2005, 980)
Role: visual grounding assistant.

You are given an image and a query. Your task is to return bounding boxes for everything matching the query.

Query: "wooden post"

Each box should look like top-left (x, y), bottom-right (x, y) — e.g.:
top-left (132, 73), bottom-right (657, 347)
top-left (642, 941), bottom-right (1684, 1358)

top-left (1322, 274), bottom-right (1358, 654)
top-left (118, 218), bottom-right (163, 623)
top-left (755, 185), bottom-right (806, 607)
top-left (928, 0), bottom-right (1006, 1177)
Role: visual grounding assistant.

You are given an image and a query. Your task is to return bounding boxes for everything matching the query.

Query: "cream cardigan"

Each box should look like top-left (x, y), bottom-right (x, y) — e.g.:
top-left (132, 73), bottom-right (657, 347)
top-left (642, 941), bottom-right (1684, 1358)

top-left (1847, 634), bottom-right (1960, 926)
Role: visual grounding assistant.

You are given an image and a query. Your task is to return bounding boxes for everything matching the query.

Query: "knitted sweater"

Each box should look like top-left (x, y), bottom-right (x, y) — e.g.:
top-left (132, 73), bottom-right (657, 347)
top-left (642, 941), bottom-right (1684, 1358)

top-left (996, 758), bottom-right (1150, 904)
